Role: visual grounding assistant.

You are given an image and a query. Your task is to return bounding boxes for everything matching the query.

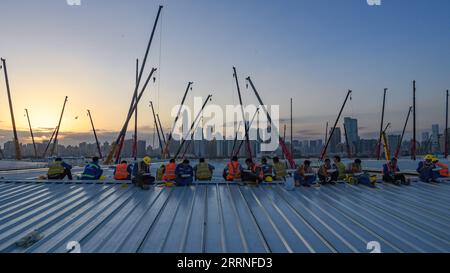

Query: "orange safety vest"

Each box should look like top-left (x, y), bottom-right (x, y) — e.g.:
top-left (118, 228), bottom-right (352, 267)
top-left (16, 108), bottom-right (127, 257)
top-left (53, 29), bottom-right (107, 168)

top-left (226, 161), bottom-right (241, 180)
top-left (114, 163), bottom-right (129, 180)
top-left (436, 162), bottom-right (449, 177)
top-left (162, 163), bottom-right (177, 181)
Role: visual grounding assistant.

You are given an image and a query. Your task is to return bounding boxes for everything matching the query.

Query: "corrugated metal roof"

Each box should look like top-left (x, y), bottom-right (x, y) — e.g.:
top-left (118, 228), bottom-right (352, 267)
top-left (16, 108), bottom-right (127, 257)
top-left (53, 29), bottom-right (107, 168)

top-left (0, 177), bottom-right (449, 253)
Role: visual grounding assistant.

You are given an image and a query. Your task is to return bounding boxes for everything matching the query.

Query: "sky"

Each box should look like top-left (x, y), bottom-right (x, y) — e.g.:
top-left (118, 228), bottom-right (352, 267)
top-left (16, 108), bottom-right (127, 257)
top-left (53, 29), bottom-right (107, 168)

top-left (0, 0), bottom-right (449, 146)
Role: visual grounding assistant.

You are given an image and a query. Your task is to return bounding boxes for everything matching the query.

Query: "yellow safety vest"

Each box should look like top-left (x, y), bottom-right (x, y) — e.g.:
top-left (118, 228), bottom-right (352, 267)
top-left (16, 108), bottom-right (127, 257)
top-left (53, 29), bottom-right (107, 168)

top-left (196, 163), bottom-right (212, 180)
top-left (48, 161), bottom-right (65, 176)
top-left (273, 162), bottom-right (287, 177)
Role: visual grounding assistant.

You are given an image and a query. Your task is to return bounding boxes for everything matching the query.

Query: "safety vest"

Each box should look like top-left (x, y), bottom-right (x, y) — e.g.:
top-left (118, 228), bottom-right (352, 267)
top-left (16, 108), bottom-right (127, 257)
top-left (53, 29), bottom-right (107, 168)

top-left (114, 163), bottom-right (129, 180)
top-left (162, 163), bottom-right (176, 181)
top-left (436, 162), bottom-right (449, 177)
top-left (48, 161), bottom-right (65, 176)
top-left (273, 162), bottom-right (287, 177)
top-left (226, 161), bottom-right (241, 180)
top-left (196, 162), bottom-right (212, 180)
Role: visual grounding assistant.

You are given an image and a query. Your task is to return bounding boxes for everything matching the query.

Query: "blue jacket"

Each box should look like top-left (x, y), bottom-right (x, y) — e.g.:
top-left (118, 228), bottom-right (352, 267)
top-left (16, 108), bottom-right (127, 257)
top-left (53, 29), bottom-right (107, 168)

top-left (383, 164), bottom-right (400, 176)
top-left (175, 164), bottom-right (194, 185)
top-left (81, 162), bottom-right (103, 180)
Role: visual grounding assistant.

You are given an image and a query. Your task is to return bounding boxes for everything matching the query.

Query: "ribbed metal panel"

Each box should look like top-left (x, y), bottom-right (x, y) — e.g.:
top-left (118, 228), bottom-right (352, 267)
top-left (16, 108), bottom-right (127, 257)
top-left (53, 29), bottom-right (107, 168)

top-left (0, 178), bottom-right (449, 253)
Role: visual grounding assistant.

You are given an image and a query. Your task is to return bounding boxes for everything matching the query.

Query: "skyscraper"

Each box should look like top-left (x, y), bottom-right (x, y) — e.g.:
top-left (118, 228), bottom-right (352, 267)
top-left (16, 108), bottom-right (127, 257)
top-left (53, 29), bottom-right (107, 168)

top-left (329, 127), bottom-right (342, 153)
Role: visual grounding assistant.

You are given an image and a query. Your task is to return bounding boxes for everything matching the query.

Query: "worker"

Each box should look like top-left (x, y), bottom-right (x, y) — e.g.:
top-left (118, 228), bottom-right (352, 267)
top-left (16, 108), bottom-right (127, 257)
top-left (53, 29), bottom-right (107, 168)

top-left (318, 159), bottom-right (337, 185)
top-left (156, 164), bottom-right (165, 181)
top-left (113, 160), bottom-right (132, 180)
top-left (273, 157), bottom-right (287, 181)
top-left (347, 159), bottom-right (375, 188)
top-left (432, 157), bottom-right (449, 178)
top-left (162, 159), bottom-right (177, 181)
top-left (175, 159), bottom-right (194, 186)
top-left (417, 155), bottom-right (438, 183)
top-left (47, 157), bottom-right (73, 180)
top-left (194, 158), bottom-right (215, 181)
top-left (294, 160), bottom-right (316, 187)
top-left (80, 157), bottom-right (103, 180)
top-left (382, 158), bottom-right (408, 185)
top-left (134, 156), bottom-right (155, 190)
top-left (333, 156), bottom-right (347, 181)
top-left (260, 157), bottom-right (274, 182)
top-left (223, 156), bottom-right (243, 181)
top-left (241, 158), bottom-right (263, 184)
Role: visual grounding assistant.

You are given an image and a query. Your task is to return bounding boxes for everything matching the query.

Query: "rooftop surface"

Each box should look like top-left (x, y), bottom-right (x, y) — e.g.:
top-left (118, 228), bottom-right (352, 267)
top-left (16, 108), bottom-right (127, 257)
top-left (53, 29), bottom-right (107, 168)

top-left (0, 167), bottom-right (449, 253)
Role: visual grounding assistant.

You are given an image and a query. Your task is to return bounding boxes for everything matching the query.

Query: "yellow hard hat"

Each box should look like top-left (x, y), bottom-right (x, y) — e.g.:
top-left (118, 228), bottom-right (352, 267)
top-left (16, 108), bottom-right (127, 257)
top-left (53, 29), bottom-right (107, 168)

top-left (424, 154), bottom-right (434, 161)
top-left (432, 157), bottom-right (439, 163)
top-left (265, 176), bottom-right (273, 182)
top-left (143, 156), bottom-right (152, 165)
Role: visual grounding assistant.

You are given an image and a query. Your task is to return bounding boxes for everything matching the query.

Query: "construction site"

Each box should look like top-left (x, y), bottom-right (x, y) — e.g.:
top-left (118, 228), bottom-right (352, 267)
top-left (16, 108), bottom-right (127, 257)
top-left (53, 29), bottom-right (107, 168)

top-left (0, 1), bottom-right (449, 255)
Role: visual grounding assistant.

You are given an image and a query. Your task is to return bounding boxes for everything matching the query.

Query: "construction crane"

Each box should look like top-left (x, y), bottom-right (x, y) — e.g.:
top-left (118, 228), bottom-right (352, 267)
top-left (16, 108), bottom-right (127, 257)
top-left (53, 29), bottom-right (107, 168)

top-left (380, 123), bottom-right (391, 161)
top-left (376, 88), bottom-right (388, 160)
top-left (394, 106), bottom-right (412, 159)
top-left (233, 67), bottom-right (252, 158)
top-left (50, 96), bottom-right (68, 157)
top-left (25, 109), bottom-right (38, 158)
top-left (246, 77), bottom-right (296, 168)
top-left (87, 110), bottom-right (103, 159)
top-left (150, 101), bottom-right (164, 152)
top-left (1, 58), bottom-right (21, 160)
top-left (320, 90), bottom-right (352, 161)
top-left (133, 58), bottom-right (139, 160)
top-left (105, 5), bottom-right (163, 164)
top-left (162, 82), bottom-right (193, 158)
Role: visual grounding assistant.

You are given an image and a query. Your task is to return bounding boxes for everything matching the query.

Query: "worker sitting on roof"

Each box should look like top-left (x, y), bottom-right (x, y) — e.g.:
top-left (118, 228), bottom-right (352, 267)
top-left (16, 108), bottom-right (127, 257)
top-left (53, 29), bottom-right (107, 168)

top-left (156, 164), bottom-right (165, 181)
top-left (333, 156), bottom-right (347, 181)
top-left (133, 156), bottom-right (155, 190)
top-left (318, 159), bottom-right (337, 185)
top-left (260, 157), bottom-right (274, 182)
top-left (347, 159), bottom-right (375, 188)
top-left (383, 158), bottom-right (408, 185)
top-left (241, 158), bottom-right (263, 184)
top-left (417, 155), bottom-right (439, 183)
top-left (80, 157), bottom-right (103, 180)
top-left (113, 160), bottom-right (132, 181)
top-left (47, 157), bottom-right (73, 180)
top-left (162, 159), bottom-right (177, 181)
top-left (294, 160), bottom-right (316, 187)
top-left (273, 157), bottom-right (287, 181)
top-left (223, 156), bottom-right (243, 181)
top-left (432, 157), bottom-right (449, 178)
top-left (175, 159), bottom-right (194, 186)
top-left (194, 158), bottom-right (215, 181)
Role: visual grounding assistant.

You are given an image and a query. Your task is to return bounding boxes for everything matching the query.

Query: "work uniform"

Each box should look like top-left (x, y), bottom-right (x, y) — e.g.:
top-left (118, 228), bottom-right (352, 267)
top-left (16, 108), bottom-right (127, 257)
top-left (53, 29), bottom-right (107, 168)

top-left (260, 163), bottom-right (274, 180)
top-left (417, 161), bottom-right (438, 182)
top-left (382, 163), bottom-right (407, 185)
top-left (162, 163), bottom-right (177, 181)
top-left (194, 162), bottom-right (214, 181)
top-left (241, 163), bottom-right (263, 183)
top-left (135, 161), bottom-right (155, 188)
top-left (81, 162), bottom-right (103, 180)
top-left (435, 162), bottom-right (449, 177)
top-left (318, 164), bottom-right (338, 184)
top-left (175, 164), bottom-right (194, 186)
top-left (294, 165), bottom-right (316, 187)
top-left (113, 163), bottom-right (131, 180)
top-left (334, 161), bottom-right (347, 180)
top-left (48, 161), bottom-right (73, 180)
top-left (156, 165), bottom-right (165, 181)
top-left (225, 161), bottom-right (242, 181)
top-left (273, 162), bottom-right (287, 180)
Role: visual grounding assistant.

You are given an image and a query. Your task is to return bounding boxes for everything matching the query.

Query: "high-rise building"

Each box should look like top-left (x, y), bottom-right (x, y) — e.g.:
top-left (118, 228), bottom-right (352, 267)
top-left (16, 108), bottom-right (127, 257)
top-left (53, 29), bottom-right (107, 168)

top-left (344, 117), bottom-right (359, 146)
top-left (329, 127), bottom-right (342, 153)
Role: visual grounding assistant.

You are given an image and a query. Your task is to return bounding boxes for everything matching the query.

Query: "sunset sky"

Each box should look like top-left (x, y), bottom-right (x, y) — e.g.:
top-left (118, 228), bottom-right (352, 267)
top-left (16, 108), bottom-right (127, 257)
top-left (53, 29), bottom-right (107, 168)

top-left (0, 0), bottom-right (449, 146)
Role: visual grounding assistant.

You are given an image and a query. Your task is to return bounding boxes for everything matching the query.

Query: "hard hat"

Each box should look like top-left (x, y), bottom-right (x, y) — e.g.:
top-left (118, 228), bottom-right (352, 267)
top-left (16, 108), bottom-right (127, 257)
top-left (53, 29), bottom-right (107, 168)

top-left (143, 156), bottom-right (152, 165)
top-left (265, 176), bottom-right (273, 182)
top-left (424, 154), bottom-right (434, 161)
top-left (432, 157), bottom-right (439, 163)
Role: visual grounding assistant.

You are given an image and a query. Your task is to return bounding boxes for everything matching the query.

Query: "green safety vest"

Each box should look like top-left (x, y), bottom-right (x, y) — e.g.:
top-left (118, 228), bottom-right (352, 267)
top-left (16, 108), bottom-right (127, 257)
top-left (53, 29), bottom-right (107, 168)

top-left (48, 161), bottom-right (65, 176)
top-left (273, 162), bottom-right (287, 177)
top-left (196, 163), bottom-right (212, 180)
